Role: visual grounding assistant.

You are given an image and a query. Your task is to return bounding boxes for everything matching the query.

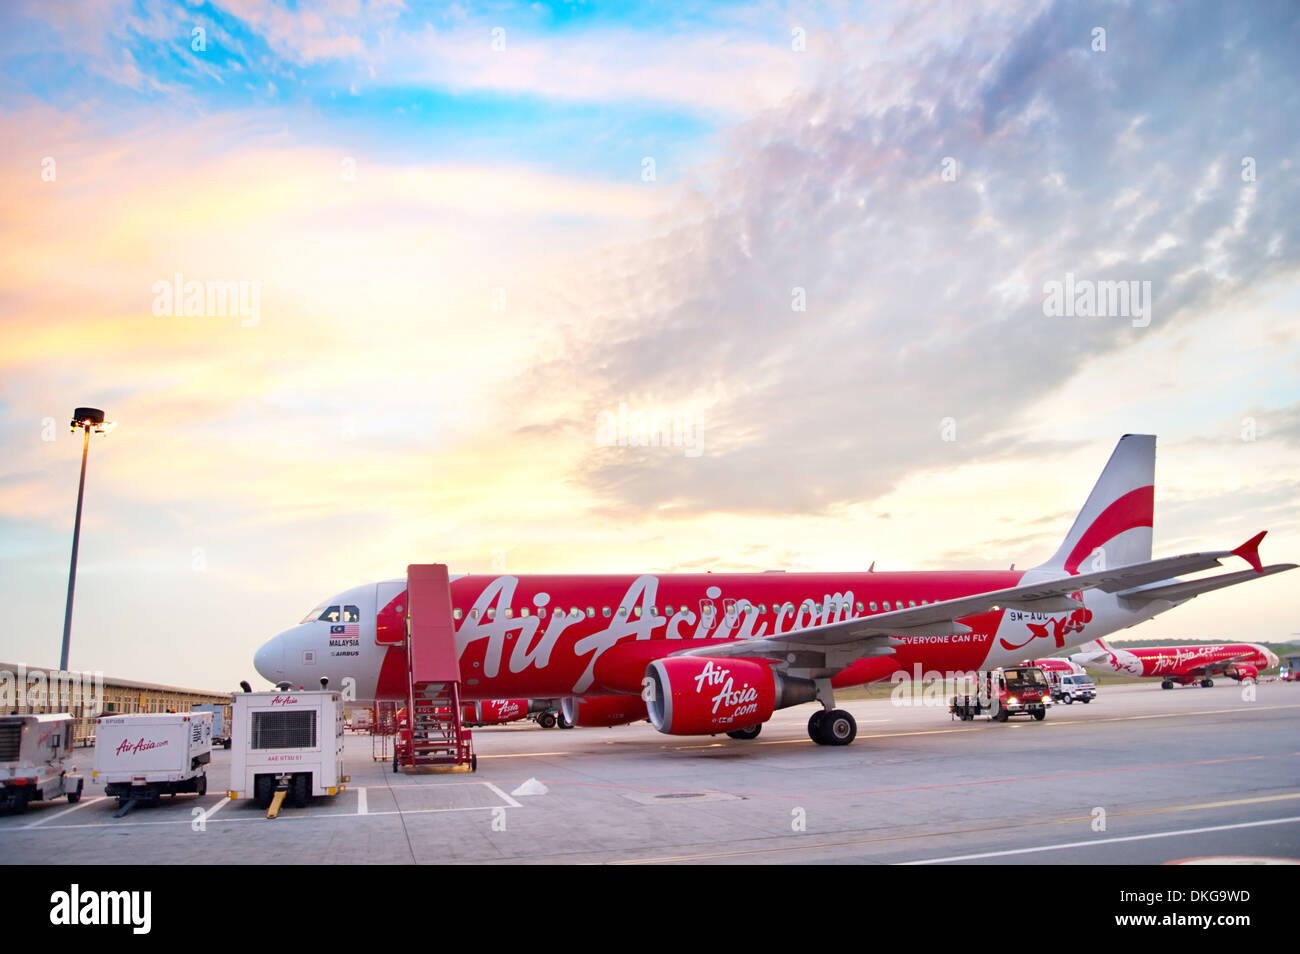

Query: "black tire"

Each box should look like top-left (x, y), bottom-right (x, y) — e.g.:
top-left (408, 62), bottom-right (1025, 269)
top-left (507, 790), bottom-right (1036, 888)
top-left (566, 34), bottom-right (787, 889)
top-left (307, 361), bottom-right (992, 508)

top-left (289, 774), bottom-right (310, 808)
top-left (726, 724), bottom-right (762, 740)
top-left (223, 739), bottom-right (231, 750)
top-left (1161, 681), bottom-right (1173, 690)
top-left (1062, 695), bottom-right (1073, 705)
top-left (807, 710), bottom-right (826, 743)
top-left (471, 754), bottom-right (478, 772)
top-left (1081, 697), bottom-right (1091, 704)
top-left (393, 750), bottom-right (399, 773)
top-left (556, 711), bottom-right (574, 729)
top-left (819, 709), bottom-right (857, 745)
top-left (994, 708), bottom-right (1009, 723)
top-left (1033, 709), bottom-right (1046, 721)
top-left (254, 775), bottom-right (275, 810)
top-left (538, 712), bottom-right (557, 729)
top-left (197, 775), bottom-right (207, 797)
top-left (1202, 678), bottom-right (1214, 688)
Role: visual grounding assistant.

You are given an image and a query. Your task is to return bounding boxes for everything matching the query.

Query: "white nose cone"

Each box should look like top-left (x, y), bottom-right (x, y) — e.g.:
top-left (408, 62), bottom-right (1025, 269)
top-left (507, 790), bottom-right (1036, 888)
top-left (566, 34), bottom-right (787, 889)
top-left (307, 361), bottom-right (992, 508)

top-left (254, 636), bottom-right (286, 683)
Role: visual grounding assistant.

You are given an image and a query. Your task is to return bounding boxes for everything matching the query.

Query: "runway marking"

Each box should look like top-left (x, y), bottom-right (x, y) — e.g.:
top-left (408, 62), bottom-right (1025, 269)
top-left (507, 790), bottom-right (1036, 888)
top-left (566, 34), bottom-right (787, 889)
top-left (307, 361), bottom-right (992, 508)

top-left (900, 815), bottom-right (1300, 865)
top-left (1052, 791), bottom-right (1300, 824)
top-left (482, 781), bottom-right (523, 809)
top-left (609, 799), bottom-right (1300, 865)
top-left (357, 788), bottom-right (368, 815)
top-left (478, 751), bottom-right (567, 759)
top-left (197, 795), bottom-right (232, 824)
top-left (21, 796), bottom-right (106, 829)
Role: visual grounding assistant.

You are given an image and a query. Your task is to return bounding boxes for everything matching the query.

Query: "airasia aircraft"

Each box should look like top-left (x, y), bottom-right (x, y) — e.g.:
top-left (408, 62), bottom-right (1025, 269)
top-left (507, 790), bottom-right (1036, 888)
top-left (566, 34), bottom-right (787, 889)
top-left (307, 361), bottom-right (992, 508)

top-left (1069, 636), bottom-right (1279, 689)
top-left (253, 435), bottom-right (1294, 746)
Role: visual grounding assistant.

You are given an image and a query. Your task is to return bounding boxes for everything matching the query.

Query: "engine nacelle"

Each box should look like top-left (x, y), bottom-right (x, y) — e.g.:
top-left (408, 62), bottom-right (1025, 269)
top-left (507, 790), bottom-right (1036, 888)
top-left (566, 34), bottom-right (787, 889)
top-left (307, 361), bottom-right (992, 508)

top-left (1225, 664), bottom-right (1258, 682)
top-left (645, 657), bottom-right (780, 735)
top-left (560, 695), bottom-right (647, 728)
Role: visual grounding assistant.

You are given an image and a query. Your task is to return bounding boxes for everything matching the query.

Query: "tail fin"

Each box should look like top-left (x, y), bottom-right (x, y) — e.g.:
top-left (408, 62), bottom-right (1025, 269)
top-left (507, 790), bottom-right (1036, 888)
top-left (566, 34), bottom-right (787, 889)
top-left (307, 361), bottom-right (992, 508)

top-left (1037, 434), bottom-right (1155, 575)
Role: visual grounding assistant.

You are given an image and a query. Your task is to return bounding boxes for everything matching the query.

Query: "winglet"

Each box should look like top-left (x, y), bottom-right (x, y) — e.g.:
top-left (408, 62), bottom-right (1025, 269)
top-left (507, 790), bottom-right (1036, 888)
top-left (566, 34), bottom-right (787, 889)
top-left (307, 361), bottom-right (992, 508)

top-left (1232, 531), bottom-right (1267, 573)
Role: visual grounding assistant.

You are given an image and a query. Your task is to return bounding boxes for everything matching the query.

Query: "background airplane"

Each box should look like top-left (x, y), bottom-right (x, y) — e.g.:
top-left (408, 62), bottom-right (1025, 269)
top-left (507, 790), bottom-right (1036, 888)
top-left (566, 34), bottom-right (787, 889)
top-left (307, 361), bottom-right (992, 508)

top-left (254, 435), bottom-right (1294, 747)
top-left (1070, 637), bottom-right (1279, 689)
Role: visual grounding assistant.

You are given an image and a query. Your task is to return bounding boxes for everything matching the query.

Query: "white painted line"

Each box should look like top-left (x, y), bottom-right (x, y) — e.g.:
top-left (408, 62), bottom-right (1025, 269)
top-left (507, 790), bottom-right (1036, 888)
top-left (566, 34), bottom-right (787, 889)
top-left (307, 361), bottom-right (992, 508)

top-left (22, 796), bottom-right (106, 829)
top-left (483, 781), bottom-right (523, 809)
top-left (901, 815), bottom-right (1300, 865)
top-left (197, 795), bottom-right (232, 824)
top-left (357, 787), bottom-right (368, 815)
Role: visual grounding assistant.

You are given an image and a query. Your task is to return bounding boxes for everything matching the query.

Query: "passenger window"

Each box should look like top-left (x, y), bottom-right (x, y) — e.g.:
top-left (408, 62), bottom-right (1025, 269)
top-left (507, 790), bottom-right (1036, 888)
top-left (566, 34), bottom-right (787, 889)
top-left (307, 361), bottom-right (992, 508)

top-left (470, 609), bottom-right (479, 619)
top-left (487, 608), bottom-right (496, 620)
top-left (869, 601), bottom-right (878, 612)
top-left (586, 607), bottom-right (595, 618)
top-left (319, 605), bottom-right (341, 623)
top-left (856, 601), bottom-right (863, 612)
top-left (537, 607), bottom-right (546, 618)
top-left (570, 608), bottom-right (581, 618)
top-left (453, 608), bottom-right (463, 620)
top-left (521, 607), bottom-right (530, 617)
top-left (617, 607), bottom-right (627, 617)
top-left (632, 607), bottom-right (641, 617)
top-left (909, 600), bottom-right (916, 608)
top-left (505, 608), bottom-right (513, 619)
top-left (603, 607), bottom-right (611, 618)
top-left (883, 602), bottom-right (891, 611)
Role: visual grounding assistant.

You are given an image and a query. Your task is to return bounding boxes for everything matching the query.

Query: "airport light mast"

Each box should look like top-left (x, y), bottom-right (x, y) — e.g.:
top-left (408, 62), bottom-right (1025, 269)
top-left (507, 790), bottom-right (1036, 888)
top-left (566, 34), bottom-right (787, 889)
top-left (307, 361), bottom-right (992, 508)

top-left (59, 407), bottom-right (114, 672)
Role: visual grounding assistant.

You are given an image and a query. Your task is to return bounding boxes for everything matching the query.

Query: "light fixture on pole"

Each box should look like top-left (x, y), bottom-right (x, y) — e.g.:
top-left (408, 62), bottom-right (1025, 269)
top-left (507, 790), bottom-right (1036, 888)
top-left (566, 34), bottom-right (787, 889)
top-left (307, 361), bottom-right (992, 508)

top-left (60, 407), bottom-right (114, 672)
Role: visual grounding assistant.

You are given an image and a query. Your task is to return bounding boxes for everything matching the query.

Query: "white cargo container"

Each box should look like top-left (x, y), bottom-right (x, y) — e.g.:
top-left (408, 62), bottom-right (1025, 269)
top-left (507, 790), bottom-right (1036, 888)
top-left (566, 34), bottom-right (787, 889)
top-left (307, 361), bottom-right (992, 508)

top-left (229, 691), bottom-right (346, 808)
top-left (93, 712), bottom-right (213, 806)
top-left (191, 703), bottom-right (231, 748)
top-left (0, 713), bottom-right (83, 813)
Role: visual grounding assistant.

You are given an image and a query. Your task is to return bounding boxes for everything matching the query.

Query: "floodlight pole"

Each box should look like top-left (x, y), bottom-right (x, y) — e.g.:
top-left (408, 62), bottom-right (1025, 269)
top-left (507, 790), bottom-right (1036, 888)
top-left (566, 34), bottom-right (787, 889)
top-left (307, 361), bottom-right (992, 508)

top-left (59, 424), bottom-right (92, 672)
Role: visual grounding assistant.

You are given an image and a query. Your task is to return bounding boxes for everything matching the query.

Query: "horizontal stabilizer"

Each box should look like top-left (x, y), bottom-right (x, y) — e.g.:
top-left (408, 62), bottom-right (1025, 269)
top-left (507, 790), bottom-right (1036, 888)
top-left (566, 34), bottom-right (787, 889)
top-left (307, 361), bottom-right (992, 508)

top-left (1116, 563), bottom-right (1296, 604)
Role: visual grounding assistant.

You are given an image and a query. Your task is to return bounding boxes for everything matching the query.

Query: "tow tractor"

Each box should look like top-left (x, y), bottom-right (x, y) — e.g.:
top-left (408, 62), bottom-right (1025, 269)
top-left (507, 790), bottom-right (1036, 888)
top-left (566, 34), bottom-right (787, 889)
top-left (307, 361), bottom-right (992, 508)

top-left (0, 713), bottom-right (84, 813)
top-left (950, 666), bottom-right (1052, 722)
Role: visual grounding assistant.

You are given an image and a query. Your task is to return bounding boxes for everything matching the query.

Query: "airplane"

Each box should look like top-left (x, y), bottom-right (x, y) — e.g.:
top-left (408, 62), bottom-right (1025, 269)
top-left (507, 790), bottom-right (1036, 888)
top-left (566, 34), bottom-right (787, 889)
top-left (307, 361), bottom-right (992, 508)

top-left (1069, 636), bottom-right (1280, 689)
top-left (253, 434), bottom-right (1295, 747)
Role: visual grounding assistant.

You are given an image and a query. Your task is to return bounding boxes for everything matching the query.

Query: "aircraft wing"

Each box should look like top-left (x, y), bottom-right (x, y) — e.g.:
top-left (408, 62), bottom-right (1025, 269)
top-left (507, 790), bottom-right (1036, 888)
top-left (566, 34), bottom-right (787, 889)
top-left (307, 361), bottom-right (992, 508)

top-left (674, 535), bottom-right (1275, 665)
top-left (1114, 563), bottom-right (1296, 604)
top-left (1179, 651), bottom-right (1258, 678)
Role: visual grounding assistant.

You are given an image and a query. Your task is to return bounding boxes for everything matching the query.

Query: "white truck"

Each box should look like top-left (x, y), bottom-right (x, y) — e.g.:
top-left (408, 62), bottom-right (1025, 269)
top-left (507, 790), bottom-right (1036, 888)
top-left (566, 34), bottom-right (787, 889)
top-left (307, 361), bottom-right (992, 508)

top-left (93, 712), bottom-right (213, 807)
top-left (1051, 671), bottom-right (1097, 704)
top-left (0, 713), bottom-right (84, 813)
top-left (229, 691), bottom-right (346, 809)
top-left (191, 703), bottom-right (231, 748)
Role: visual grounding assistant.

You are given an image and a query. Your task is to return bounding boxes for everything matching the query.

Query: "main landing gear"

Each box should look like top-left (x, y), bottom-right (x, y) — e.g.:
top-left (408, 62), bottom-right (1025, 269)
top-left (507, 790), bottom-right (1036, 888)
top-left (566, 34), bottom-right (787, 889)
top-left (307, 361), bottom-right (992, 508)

top-left (806, 679), bottom-right (856, 746)
top-left (726, 724), bottom-right (762, 740)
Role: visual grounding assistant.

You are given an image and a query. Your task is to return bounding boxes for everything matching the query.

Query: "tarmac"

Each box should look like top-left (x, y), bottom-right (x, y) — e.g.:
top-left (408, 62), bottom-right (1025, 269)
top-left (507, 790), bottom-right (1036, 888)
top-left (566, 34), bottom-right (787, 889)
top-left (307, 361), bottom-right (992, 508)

top-left (3, 681), bottom-right (1297, 864)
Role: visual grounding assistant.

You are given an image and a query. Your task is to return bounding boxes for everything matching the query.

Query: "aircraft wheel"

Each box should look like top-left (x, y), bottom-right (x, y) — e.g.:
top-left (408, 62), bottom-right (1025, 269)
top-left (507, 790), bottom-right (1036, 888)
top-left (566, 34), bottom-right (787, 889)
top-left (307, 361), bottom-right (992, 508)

top-left (818, 709), bottom-right (856, 745)
top-left (1161, 680), bottom-right (1173, 690)
top-left (537, 711), bottom-right (557, 729)
top-left (557, 710), bottom-right (573, 729)
top-left (1201, 678), bottom-right (1214, 688)
top-left (807, 710), bottom-right (826, 743)
top-left (726, 724), bottom-right (762, 740)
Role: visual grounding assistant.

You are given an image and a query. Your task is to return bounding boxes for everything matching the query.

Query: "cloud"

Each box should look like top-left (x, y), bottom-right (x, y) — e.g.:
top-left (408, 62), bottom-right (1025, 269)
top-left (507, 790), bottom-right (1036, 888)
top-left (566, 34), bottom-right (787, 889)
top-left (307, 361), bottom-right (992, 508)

top-left (497, 0), bottom-right (1300, 515)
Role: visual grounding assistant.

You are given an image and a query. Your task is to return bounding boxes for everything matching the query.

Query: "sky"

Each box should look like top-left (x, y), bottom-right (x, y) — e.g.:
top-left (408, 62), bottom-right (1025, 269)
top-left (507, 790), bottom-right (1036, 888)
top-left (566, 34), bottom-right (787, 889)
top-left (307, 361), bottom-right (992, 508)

top-left (1, 0), bottom-right (1298, 691)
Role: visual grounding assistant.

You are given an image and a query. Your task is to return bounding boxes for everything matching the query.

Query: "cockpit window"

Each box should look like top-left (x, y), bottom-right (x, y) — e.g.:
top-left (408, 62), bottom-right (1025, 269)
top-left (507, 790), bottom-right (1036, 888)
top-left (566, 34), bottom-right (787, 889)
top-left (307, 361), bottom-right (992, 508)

top-left (306, 605), bottom-right (342, 624)
top-left (342, 605), bottom-right (360, 623)
top-left (300, 603), bottom-right (329, 624)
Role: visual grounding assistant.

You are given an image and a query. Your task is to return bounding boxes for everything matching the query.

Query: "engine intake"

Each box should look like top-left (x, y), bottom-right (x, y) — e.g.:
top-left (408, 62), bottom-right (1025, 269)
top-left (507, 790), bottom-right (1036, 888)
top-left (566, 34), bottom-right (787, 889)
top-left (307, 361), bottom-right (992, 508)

top-left (646, 656), bottom-right (806, 736)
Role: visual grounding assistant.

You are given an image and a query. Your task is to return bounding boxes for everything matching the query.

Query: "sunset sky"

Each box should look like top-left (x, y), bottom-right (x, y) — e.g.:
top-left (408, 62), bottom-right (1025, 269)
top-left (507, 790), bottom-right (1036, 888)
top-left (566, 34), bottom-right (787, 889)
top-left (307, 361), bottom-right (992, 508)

top-left (1, 0), bottom-right (1297, 691)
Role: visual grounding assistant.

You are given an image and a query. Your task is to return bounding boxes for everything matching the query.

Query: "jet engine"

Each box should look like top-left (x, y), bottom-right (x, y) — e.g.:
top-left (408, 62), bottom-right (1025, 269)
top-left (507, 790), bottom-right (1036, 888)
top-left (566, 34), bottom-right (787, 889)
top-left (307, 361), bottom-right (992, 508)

top-left (560, 695), bottom-right (648, 727)
top-left (644, 656), bottom-right (814, 735)
top-left (1225, 663), bottom-right (1258, 682)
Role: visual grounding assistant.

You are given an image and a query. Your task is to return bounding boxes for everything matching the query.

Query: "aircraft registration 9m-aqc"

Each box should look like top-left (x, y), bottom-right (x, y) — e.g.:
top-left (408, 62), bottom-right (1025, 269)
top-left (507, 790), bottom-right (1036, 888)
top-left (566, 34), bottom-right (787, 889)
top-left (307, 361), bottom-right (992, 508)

top-left (254, 435), bottom-right (1294, 747)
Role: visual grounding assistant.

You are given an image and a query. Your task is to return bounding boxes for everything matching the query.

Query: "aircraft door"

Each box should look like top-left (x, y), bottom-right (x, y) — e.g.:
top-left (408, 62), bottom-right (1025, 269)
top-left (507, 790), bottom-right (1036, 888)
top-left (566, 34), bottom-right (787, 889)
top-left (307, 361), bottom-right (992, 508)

top-left (376, 581), bottom-right (406, 646)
